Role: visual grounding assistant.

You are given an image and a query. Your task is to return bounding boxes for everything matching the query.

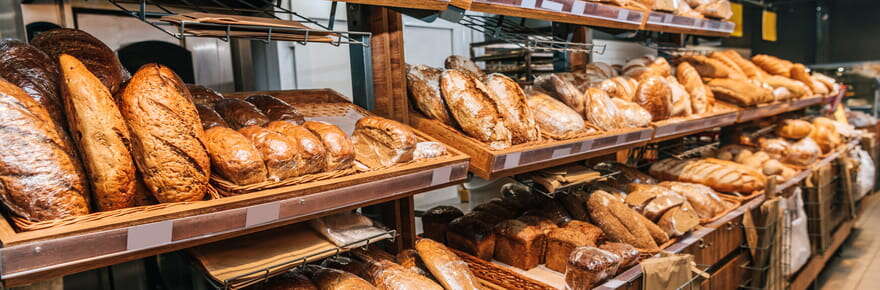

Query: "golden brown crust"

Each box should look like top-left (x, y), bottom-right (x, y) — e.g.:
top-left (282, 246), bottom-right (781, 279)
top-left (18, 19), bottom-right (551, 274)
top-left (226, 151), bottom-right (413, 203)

top-left (406, 65), bottom-right (454, 125)
top-left (634, 76), bottom-right (673, 121)
top-left (526, 90), bottom-right (586, 138)
top-left (649, 158), bottom-right (767, 193)
top-left (59, 54), bottom-right (138, 211)
top-left (352, 116), bottom-right (418, 168)
top-left (203, 126), bottom-right (267, 185)
top-left (238, 125), bottom-right (303, 181)
top-left (709, 52), bottom-right (748, 79)
top-left (719, 50), bottom-right (767, 79)
top-left (267, 121), bottom-right (326, 174)
top-left (657, 205), bottom-right (700, 236)
top-left (444, 55), bottom-right (486, 80)
top-left (790, 64), bottom-right (828, 95)
top-left (303, 121), bottom-right (354, 171)
top-left (32, 28), bottom-right (128, 94)
top-left (494, 219), bottom-right (546, 270)
top-left (598, 77), bottom-right (638, 102)
top-left (441, 70), bottom-right (512, 149)
top-left (484, 74), bottom-right (541, 144)
top-left (706, 78), bottom-right (773, 106)
top-left (777, 119), bottom-right (814, 140)
top-left (414, 239), bottom-right (481, 290)
top-left (587, 191), bottom-right (659, 250)
top-left (676, 62), bottom-right (714, 114)
top-left (763, 75), bottom-right (813, 98)
top-left (120, 64), bottom-right (210, 203)
top-left (752, 54), bottom-right (793, 77)
top-left (680, 55), bottom-right (742, 79)
top-left (534, 73), bottom-right (586, 116)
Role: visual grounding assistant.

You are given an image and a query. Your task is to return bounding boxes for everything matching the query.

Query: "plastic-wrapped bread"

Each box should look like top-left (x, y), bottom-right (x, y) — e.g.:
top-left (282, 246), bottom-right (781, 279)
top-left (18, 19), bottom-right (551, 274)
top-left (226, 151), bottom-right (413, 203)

top-left (238, 125), bottom-right (303, 181)
top-left (790, 64), bottom-right (829, 95)
top-left (667, 77), bottom-right (693, 117)
top-left (352, 116), bottom-right (418, 168)
top-left (679, 55), bottom-right (742, 79)
top-left (649, 158), bottom-right (766, 193)
top-left (186, 84), bottom-right (223, 106)
top-left (598, 76), bottom-right (639, 102)
top-left (599, 243), bottom-right (640, 270)
top-left (785, 137), bottom-right (821, 166)
top-left (585, 87), bottom-right (624, 131)
top-left (266, 121), bottom-right (326, 174)
top-left (301, 265), bottom-right (377, 290)
top-left (777, 119), bottom-right (814, 140)
top-left (752, 54), bottom-right (793, 77)
top-left (763, 75), bottom-right (812, 98)
top-left (444, 55), bottom-right (485, 80)
top-left (406, 65), bottom-right (454, 125)
top-left (484, 73), bottom-right (540, 144)
top-left (707, 78), bottom-right (773, 106)
top-left (676, 62), bottom-right (714, 114)
top-left (526, 90), bottom-right (588, 139)
top-left (59, 54), bottom-right (138, 211)
top-left (696, 0), bottom-right (733, 20)
top-left (203, 126), bottom-right (268, 185)
top-left (414, 239), bottom-right (481, 290)
top-left (534, 73), bottom-right (586, 116)
top-left (588, 190), bottom-right (659, 250)
top-left (440, 70), bottom-right (512, 149)
top-left (659, 181), bottom-right (728, 219)
top-left (719, 50), bottom-right (768, 79)
top-left (303, 121), bottom-right (354, 171)
top-left (120, 64), bottom-right (210, 203)
top-left (657, 205), bottom-right (700, 236)
top-left (245, 94), bottom-right (305, 124)
top-left (213, 98), bottom-right (270, 129)
top-left (564, 247), bottom-right (621, 290)
top-left (634, 76), bottom-right (673, 121)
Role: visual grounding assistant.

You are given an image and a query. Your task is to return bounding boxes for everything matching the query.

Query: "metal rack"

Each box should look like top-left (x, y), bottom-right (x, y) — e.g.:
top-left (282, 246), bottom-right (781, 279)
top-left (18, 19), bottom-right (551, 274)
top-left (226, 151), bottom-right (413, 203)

top-left (459, 14), bottom-right (606, 54)
top-left (106, 0), bottom-right (370, 45)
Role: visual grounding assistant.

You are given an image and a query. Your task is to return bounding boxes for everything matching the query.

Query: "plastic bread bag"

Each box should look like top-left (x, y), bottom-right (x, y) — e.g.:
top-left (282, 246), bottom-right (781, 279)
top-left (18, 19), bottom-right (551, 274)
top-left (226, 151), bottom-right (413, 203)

top-left (783, 187), bottom-right (811, 276)
top-left (564, 247), bottom-right (621, 290)
top-left (851, 146), bottom-right (875, 200)
top-left (599, 242), bottom-right (641, 270)
top-left (612, 98), bottom-right (653, 128)
top-left (846, 110), bottom-right (878, 128)
top-left (412, 141), bottom-right (447, 160)
top-left (585, 88), bottom-right (625, 131)
top-left (309, 211), bottom-right (391, 248)
top-left (784, 137), bottom-right (821, 166)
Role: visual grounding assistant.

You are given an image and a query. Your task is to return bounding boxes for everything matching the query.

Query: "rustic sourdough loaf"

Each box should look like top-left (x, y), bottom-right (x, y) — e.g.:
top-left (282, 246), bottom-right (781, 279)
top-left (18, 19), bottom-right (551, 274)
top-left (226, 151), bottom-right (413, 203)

top-left (245, 94), bottom-right (305, 125)
top-left (32, 28), bottom-right (129, 94)
top-left (119, 64), bottom-right (210, 203)
top-left (266, 121), bottom-right (326, 175)
top-left (203, 126), bottom-right (267, 185)
top-left (303, 121), bottom-right (354, 171)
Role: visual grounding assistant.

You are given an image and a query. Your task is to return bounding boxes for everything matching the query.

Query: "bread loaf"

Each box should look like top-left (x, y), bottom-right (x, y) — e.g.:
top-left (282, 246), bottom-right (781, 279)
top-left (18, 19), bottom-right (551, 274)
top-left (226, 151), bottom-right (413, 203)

top-left (441, 70), bottom-right (512, 149)
top-left (301, 265), bottom-right (376, 290)
top-left (266, 121), bottom-right (326, 174)
top-left (719, 50), bottom-right (767, 79)
top-left (763, 75), bottom-right (812, 98)
top-left (254, 272), bottom-right (317, 290)
top-left (396, 249), bottom-right (435, 279)
top-left (599, 77), bottom-right (638, 102)
top-left (444, 55), bottom-right (486, 80)
top-left (238, 125), bottom-right (303, 181)
top-left (303, 121), bottom-right (354, 171)
top-left (649, 158), bottom-right (766, 193)
top-left (120, 64), bottom-right (210, 203)
top-left (244, 94), bottom-right (305, 125)
top-left (59, 54), bottom-right (138, 211)
top-left (422, 206), bottom-right (464, 243)
top-left (406, 65), bottom-right (454, 125)
top-left (585, 62), bottom-right (618, 79)
top-left (709, 51), bottom-right (748, 79)
top-left (196, 104), bottom-right (229, 130)
top-left (680, 55), bottom-right (741, 79)
top-left (203, 126), bottom-right (267, 185)
top-left (414, 239), bottom-right (481, 290)
top-left (587, 190), bottom-right (659, 250)
top-left (758, 137), bottom-right (791, 160)
top-left (598, 243), bottom-right (640, 271)
top-left (352, 116), bottom-right (418, 168)
top-left (534, 73), bottom-right (586, 116)
top-left (186, 84), bottom-right (223, 106)
top-left (810, 117), bottom-right (842, 154)
top-left (0, 39), bottom-right (67, 132)
top-left (367, 260), bottom-right (444, 290)
top-left (790, 64), bottom-right (828, 95)
top-left (447, 214), bottom-right (497, 259)
top-left (786, 137), bottom-right (821, 166)
top-left (667, 76), bottom-right (694, 117)
top-left (213, 98), bottom-right (270, 129)
top-left (526, 90), bottom-right (588, 139)
top-left (707, 78), bottom-right (773, 106)
top-left (612, 98), bottom-right (653, 128)
top-left (752, 54), bottom-right (793, 77)
top-left (0, 78), bottom-right (90, 221)
top-left (494, 219), bottom-right (546, 270)
top-left (634, 76), bottom-right (673, 121)
top-left (32, 28), bottom-right (128, 94)
top-left (585, 87), bottom-right (624, 131)
top-left (658, 205), bottom-right (700, 236)
top-left (675, 62), bottom-right (714, 114)
top-left (659, 182), bottom-right (727, 219)
top-left (484, 74), bottom-right (540, 143)
top-left (696, 0), bottom-right (733, 19)
top-left (565, 247), bottom-right (621, 290)
top-left (545, 227), bottom-right (595, 273)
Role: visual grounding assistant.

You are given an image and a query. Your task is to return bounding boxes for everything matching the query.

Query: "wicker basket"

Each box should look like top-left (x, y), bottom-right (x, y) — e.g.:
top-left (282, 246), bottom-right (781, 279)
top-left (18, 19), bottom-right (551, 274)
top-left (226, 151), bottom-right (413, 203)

top-left (451, 248), bottom-right (556, 290)
top-left (12, 186), bottom-right (222, 232)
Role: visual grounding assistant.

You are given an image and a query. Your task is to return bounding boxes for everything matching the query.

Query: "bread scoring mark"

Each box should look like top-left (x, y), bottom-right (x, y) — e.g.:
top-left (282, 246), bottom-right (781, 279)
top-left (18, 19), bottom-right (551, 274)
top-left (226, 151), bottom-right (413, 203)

top-left (155, 136), bottom-right (207, 178)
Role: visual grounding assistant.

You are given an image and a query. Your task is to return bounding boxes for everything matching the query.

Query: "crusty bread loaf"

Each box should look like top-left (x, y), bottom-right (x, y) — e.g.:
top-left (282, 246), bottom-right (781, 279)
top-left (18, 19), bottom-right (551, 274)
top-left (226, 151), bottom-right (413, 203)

top-left (444, 55), bottom-right (486, 80)
top-left (397, 249), bottom-right (435, 279)
top-left (659, 181), bottom-right (728, 219)
top-left (598, 76), bottom-right (638, 102)
top-left (0, 78), bottom-right (91, 221)
top-left (447, 214), bottom-right (497, 259)
top-left (119, 64), bottom-right (210, 203)
top-left (658, 205), bottom-right (700, 237)
top-left (266, 121), bottom-right (326, 174)
top-left (706, 78), bottom-right (773, 106)
top-left (719, 50), bottom-right (768, 79)
top-left (752, 54), bottom-right (793, 77)
top-left (667, 76), bottom-right (694, 117)
top-left (810, 117), bottom-right (843, 154)
top-left (675, 62), bottom-right (714, 114)
top-left (494, 219), bottom-right (546, 270)
top-left (680, 55), bottom-right (741, 79)
top-left (59, 54), bottom-right (138, 211)
top-left (634, 76), bottom-right (673, 121)
top-left (585, 87), bottom-right (625, 131)
top-left (414, 239), bottom-right (481, 290)
top-left (0, 39), bottom-right (67, 132)
top-left (303, 121), bottom-right (354, 171)
top-left (588, 190), bottom-right (659, 250)
top-left (366, 260), bottom-right (444, 290)
top-left (484, 73), bottom-right (540, 144)
top-left (696, 0), bottom-right (733, 19)
top-left (196, 104), bottom-right (229, 130)
top-left (709, 51), bottom-right (748, 79)
top-left (301, 265), bottom-right (376, 290)
top-left (203, 126), bottom-right (267, 185)
top-left (565, 247), bottom-right (621, 290)
top-left (649, 158), bottom-right (766, 193)
top-left (422, 206), bottom-right (464, 243)
top-left (352, 116), bottom-right (418, 168)
top-left (763, 75), bottom-right (812, 98)
top-left (790, 64), bottom-right (828, 95)
top-left (213, 98), bottom-right (270, 129)
top-left (32, 28), bottom-right (128, 94)
top-left (406, 64), bottom-right (454, 125)
top-left (598, 243), bottom-right (640, 271)
top-left (186, 84), bottom-right (223, 106)
top-left (526, 90), bottom-right (587, 139)
top-left (440, 70), bottom-right (512, 149)
top-left (535, 73), bottom-right (586, 116)
top-left (245, 94), bottom-right (305, 125)
top-left (545, 227), bottom-right (596, 273)
top-left (238, 125), bottom-right (303, 181)
top-left (786, 137), bottom-right (822, 166)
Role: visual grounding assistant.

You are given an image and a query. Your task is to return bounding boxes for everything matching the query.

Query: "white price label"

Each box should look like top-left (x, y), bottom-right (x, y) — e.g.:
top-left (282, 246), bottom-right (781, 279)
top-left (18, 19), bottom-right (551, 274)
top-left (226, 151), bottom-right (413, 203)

top-left (538, 0), bottom-right (564, 11)
top-left (663, 14), bottom-right (673, 23)
top-left (246, 202), bottom-right (280, 228)
top-left (431, 166), bottom-right (453, 186)
top-left (503, 152), bottom-right (521, 169)
top-left (617, 9), bottom-right (630, 20)
top-left (127, 221), bottom-right (173, 251)
top-left (552, 147), bottom-right (572, 159)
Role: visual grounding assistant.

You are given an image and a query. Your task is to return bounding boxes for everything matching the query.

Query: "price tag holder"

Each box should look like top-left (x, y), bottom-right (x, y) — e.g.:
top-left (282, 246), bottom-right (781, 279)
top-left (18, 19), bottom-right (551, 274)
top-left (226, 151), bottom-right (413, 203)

top-left (503, 152), bottom-right (522, 169)
top-left (245, 202), bottom-right (280, 228)
top-left (431, 166), bottom-right (453, 186)
top-left (552, 147), bottom-right (572, 159)
top-left (127, 221), bottom-right (173, 251)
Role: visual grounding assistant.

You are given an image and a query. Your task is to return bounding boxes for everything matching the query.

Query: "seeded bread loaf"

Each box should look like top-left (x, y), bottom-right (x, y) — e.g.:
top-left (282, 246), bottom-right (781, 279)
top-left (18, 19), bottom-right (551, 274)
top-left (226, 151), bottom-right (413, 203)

top-left (266, 121), bottom-right (326, 175)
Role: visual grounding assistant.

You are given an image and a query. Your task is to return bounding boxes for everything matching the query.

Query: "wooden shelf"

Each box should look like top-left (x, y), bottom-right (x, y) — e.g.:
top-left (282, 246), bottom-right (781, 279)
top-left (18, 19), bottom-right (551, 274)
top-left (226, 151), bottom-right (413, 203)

top-left (644, 12), bottom-right (735, 37)
top-left (322, 0), bottom-right (450, 11)
top-left (652, 109), bottom-right (739, 142)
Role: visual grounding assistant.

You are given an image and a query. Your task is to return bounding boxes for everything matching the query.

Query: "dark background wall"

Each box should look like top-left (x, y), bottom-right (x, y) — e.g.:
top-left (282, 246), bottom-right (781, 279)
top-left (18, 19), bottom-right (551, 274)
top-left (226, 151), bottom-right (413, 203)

top-left (827, 0), bottom-right (880, 63)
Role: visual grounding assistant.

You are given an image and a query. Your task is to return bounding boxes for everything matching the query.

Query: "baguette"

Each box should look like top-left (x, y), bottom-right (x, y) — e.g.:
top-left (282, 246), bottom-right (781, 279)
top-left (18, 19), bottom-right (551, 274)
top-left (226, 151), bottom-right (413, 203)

top-left (414, 239), bottom-right (481, 290)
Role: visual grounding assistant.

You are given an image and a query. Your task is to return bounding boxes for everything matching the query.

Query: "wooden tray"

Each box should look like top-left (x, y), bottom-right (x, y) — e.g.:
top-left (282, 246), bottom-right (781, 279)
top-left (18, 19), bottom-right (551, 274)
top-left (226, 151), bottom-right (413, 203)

top-left (325, 0), bottom-right (451, 10)
top-left (651, 107), bottom-right (740, 142)
top-left (469, 0), bottom-right (646, 30)
top-left (409, 112), bottom-right (654, 180)
top-left (0, 89), bottom-right (469, 287)
top-left (643, 11), bottom-right (735, 37)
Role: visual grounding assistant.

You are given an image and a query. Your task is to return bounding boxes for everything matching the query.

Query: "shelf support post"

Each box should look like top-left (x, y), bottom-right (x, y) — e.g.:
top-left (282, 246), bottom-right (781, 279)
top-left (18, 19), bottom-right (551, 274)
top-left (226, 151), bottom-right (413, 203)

top-left (347, 4), bottom-right (376, 112)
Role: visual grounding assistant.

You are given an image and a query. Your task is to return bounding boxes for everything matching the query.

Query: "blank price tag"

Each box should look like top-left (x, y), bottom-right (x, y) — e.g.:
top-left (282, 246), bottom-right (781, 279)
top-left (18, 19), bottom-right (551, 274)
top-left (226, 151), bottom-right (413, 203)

top-left (603, 279), bottom-right (626, 288)
top-left (127, 221), bottom-right (173, 251)
top-left (552, 147), bottom-right (571, 159)
top-left (663, 14), bottom-right (673, 23)
top-left (246, 202), bottom-right (280, 228)
top-left (617, 9), bottom-right (629, 20)
top-left (762, 10), bottom-right (777, 41)
top-left (431, 166), bottom-right (453, 186)
top-left (503, 152), bottom-right (521, 169)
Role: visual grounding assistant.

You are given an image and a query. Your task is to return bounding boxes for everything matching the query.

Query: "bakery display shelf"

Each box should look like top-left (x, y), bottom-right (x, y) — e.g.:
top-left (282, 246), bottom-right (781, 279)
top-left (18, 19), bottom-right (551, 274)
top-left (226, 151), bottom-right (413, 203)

top-left (736, 102), bottom-right (792, 123)
top-left (651, 109), bottom-right (740, 142)
top-left (321, 0), bottom-right (451, 11)
top-left (107, 0), bottom-right (370, 45)
top-left (409, 113), bottom-right (654, 180)
top-left (468, 0), bottom-right (645, 31)
top-left (643, 11), bottom-right (735, 37)
top-left (459, 15), bottom-right (606, 54)
top-left (0, 89), bottom-right (469, 287)
top-left (472, 50), bottom-right (555, 62)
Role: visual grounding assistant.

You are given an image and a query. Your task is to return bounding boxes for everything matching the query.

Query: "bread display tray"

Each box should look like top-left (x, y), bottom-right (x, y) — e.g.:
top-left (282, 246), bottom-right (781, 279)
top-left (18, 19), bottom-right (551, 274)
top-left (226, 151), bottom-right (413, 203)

top-left (644, 11), bottom-right (736, 37)
top-left (0, 89), bottom-right (469, 287)
top-left (451, 247), bottom-right (556, 290)
top-left (410, 113), bottom-right (654, 180)
top-left (651, 107), bottom-right (740, 141)
top-left (738, 95), bottom-right (827, 123)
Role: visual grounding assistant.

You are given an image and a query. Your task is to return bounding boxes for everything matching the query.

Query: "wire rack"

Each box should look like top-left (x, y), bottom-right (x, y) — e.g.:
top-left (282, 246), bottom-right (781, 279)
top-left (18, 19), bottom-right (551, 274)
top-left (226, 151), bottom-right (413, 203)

top-left (106, 0), bottom-right (370, 45)
top-left (739, 201), bottom-right (787, 290)
top-left (201, 229), bottom-right (396, 289)
top-left (512, 167), bottom-right (621, 199)
top-left (458, 15), bottom-right (606, 55)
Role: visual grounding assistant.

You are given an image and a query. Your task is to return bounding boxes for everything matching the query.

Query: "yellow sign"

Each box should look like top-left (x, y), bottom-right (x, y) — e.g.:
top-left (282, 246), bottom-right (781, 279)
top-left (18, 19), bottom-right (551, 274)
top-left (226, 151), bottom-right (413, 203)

top-left (731, 3), bottom-right (744, 37)
top-left (762, 10), bottom-right (777, 41)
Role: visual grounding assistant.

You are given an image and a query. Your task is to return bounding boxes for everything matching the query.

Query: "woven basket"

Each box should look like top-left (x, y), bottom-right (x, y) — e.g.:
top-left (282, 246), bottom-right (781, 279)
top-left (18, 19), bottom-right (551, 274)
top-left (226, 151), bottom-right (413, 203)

top-left (211, 167), bottom-right (359, 194)
top-left (450, 248), bottom-right (556, 290)
top-left (12, 186), bottom-right (222, 232)
top-left (720, 190), bottom-right (764, 202)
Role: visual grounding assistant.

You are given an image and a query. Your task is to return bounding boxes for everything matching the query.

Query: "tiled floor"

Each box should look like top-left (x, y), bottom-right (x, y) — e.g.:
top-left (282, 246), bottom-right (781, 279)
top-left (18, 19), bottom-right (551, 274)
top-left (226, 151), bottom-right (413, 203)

top-left (817, 193), bottom-right (880, 290)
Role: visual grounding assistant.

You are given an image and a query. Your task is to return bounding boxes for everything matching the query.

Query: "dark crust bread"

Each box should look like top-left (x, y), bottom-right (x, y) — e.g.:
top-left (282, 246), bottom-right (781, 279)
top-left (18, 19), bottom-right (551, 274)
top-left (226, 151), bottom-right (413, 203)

top-left (32, 28), bottom-right (129, 94)
top-left (245, 94), bottom-right (305, 125)
top-left (213, 98), bottom-right (270, 129)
